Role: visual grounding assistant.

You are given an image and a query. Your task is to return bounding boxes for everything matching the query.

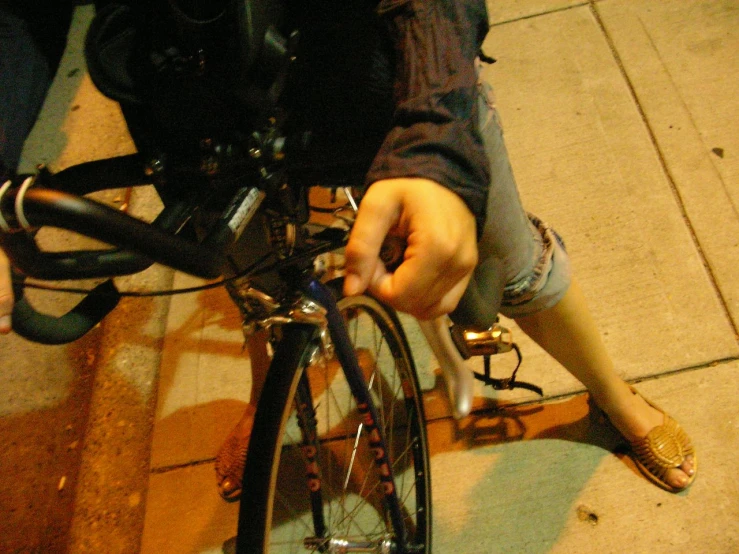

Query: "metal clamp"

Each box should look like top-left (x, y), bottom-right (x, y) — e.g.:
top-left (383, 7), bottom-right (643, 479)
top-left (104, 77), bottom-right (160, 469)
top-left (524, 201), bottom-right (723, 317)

top-left (231, 279), bottom-right (334, 359)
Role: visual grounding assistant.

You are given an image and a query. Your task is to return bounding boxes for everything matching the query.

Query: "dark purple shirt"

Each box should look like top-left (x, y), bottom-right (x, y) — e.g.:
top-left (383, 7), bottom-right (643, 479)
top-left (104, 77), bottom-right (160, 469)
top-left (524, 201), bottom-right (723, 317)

top-left (285, 0), bottom-right (491, 233)
top-left (369, 0), bottom-right (490, 233)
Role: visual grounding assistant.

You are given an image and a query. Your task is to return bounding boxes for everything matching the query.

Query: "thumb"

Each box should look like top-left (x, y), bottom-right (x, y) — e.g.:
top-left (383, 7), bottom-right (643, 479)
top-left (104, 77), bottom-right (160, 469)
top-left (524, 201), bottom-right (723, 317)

top-left (343, 186), bottom-right (400, 297)
top-left (343, 272), bottom-right (365, 297)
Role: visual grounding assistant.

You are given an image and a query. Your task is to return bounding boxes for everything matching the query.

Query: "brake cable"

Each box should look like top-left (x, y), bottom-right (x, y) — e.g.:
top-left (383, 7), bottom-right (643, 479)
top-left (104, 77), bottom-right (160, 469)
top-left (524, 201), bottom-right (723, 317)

top-left (12, 232), bottom-right (345, 298)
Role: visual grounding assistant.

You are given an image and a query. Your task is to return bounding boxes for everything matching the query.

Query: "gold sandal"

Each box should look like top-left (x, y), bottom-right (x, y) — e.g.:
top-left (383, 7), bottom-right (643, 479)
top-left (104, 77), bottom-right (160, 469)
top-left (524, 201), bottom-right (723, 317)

top-left (215, 405), bottom-right (255, 502)
top-left (627, 387), bottom-right (697, 493)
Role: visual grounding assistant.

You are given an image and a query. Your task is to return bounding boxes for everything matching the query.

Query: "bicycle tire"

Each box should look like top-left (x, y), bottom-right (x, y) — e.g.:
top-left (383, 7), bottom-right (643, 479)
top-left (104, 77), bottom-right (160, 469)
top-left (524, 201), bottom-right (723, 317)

top-left (236, 293), bottom-right (432, 553)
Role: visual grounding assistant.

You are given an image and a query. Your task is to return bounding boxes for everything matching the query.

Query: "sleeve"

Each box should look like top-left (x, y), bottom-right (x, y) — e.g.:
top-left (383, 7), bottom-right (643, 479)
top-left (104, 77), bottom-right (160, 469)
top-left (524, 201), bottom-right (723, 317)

top-left (365, 0), bottom-right (491, 235)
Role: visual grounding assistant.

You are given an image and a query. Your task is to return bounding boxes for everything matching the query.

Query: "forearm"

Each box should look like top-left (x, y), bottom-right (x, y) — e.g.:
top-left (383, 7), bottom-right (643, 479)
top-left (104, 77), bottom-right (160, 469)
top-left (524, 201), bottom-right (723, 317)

top-left (367, 0), bottom-right (490, 233)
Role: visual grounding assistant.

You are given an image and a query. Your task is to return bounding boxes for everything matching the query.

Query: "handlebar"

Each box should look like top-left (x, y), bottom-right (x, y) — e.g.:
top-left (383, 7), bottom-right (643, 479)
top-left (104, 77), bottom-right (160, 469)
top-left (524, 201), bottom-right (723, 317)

top-left (1, 155), bottom-right (438, 345)
top-left (0, 157), bottom-right (241, 344)
top-left (0, 186), bottom-right (223, 279)
top-left (11, 271), bottom-right (121, 345)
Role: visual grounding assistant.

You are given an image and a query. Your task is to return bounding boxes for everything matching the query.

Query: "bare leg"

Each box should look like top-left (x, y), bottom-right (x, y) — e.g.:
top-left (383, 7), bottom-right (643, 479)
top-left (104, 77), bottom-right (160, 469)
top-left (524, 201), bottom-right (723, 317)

top-left (514, 278), bottom-right (694, 489)
top-left (215, 330), bottom-right (270, 500)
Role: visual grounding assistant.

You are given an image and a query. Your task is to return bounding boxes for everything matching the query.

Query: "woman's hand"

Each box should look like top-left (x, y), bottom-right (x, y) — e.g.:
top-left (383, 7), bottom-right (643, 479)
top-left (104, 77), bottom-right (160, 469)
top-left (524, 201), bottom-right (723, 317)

top-left (344, 177), bottom-right (477, 320)
top-left (0, 249), bottom-right (13, 334)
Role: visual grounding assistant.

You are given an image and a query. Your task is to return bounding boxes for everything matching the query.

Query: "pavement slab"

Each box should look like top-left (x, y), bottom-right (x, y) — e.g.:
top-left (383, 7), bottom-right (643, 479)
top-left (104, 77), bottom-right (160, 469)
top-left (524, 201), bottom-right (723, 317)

top-left (458, 3), bottom-right (739, 407)
top-left (487, 0), bottom-right (595, 25)
top-left (150, 274), bottom-right (252, 470)
top-left (596, 0), bottom-right (739, 327)
top-left (1, 6), bottom-right (171, 552)
top-left (141, 362), bottom-right (738, 554)
top-left (429, 362), bottom-right (738, 553)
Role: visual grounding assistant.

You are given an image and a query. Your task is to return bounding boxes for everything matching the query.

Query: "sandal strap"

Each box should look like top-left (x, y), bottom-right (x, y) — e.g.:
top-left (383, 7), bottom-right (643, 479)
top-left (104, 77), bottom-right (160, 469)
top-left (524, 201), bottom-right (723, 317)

top-left (630, 416), bottom-right (694, 479)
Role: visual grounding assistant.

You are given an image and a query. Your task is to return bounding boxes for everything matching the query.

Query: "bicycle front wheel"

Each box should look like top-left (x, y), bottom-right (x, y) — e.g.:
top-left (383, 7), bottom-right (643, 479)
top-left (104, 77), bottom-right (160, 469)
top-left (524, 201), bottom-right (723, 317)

top-left (237, 293), bottom-right (431, 553)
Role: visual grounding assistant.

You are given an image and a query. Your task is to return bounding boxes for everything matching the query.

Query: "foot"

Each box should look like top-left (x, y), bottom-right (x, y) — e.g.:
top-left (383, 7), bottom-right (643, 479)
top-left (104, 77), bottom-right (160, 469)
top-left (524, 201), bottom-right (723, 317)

top-left (215, 405), bottom-right (256, 502)
top-left (595, 384), bottom-right (695, 491)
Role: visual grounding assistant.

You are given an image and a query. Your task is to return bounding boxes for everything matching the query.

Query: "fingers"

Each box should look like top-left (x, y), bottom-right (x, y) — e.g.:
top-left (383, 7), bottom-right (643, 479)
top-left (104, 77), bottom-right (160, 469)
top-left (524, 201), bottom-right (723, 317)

top-left (344, 178), bottom-right (477, 320)
top-left (0, 250), bottom-right (13, 334)
top-left (343, 184), bottom-right (402, 297)
top-left (372, 241), bottom-right (473, 319)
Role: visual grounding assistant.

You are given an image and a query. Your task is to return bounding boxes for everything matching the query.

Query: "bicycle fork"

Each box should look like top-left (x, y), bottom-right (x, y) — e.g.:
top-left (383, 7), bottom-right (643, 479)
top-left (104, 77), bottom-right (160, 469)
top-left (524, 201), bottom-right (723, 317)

top-left (306, 280), bottom-right (413, 553)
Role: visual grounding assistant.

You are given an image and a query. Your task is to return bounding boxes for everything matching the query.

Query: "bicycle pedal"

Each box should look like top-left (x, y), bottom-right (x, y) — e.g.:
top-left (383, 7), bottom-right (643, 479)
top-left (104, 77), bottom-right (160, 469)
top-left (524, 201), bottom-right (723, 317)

top-left (450, 323), bottom-right (514, 359)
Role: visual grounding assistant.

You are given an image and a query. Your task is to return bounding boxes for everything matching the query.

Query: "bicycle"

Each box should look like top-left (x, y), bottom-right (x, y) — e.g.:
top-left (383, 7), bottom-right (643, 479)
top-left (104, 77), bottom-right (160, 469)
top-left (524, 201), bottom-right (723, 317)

top-left (0, 155), bottom-right (542, 554)
top-left (0, 132), bottom-right (432, 552)
top-left (0, 2), bottom-right (538, 548)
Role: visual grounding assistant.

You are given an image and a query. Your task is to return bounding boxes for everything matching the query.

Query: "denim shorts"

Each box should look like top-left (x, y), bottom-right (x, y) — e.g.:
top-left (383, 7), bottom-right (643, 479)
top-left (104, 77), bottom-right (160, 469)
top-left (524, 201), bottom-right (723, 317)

top-left (451, 79), bottom-right (571, 325)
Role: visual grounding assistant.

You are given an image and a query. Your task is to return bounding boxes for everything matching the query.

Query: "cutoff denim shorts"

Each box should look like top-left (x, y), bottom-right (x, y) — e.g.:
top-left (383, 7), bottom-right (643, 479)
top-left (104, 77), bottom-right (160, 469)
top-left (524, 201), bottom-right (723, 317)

top-left (452, 79), bottom-right (571, 326)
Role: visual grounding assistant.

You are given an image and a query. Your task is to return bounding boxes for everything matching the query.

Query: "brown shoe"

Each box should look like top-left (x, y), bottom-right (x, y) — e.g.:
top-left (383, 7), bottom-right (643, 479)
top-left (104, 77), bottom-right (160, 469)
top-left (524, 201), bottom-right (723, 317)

top-left (591, 387), bottom-right (697, 493)
top-left (215, 405), bottom-right (256, 502)
top-left (626, 387), bottom-right (697, 493)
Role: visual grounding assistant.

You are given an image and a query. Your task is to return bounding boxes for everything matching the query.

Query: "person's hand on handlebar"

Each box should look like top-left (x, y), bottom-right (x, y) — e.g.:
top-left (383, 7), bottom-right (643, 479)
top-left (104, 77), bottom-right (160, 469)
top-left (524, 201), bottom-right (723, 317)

top-left (0, 249), bottom-right (13, 334)
top-left (343, 178), bottom-right (478, 320)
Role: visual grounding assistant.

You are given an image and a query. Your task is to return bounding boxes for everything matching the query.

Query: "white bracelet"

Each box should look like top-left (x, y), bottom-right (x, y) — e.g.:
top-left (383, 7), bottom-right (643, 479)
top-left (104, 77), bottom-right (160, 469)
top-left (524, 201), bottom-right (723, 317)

top-left (0, 179), bottom-right (12, 232)
top-left (14, 176), bottom-right (35, 231)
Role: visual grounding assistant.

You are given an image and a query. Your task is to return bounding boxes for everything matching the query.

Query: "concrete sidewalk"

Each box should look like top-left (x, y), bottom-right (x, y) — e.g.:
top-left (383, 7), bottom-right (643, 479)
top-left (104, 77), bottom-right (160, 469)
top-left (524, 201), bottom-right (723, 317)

top-left (1, 1), bottom-right (737, 552)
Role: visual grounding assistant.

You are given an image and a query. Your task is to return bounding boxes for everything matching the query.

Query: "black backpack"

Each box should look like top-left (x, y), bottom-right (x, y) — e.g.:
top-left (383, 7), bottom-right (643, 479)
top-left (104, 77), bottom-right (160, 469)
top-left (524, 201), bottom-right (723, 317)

top-left (85, 0), bottom-right (291, 157)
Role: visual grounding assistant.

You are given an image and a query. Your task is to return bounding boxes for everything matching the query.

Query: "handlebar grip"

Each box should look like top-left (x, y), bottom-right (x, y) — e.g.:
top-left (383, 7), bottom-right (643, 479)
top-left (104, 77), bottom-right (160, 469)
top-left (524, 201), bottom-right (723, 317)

top-left (449, 256), bottom-right (504, 328)
top-left (11, 273), bottom-right (121, 345)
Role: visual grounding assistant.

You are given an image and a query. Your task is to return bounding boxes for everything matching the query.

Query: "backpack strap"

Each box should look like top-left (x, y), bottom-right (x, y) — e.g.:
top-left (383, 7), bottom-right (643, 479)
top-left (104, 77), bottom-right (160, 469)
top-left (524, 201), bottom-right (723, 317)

top-left (84, 2), bottom-right (143, 104)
